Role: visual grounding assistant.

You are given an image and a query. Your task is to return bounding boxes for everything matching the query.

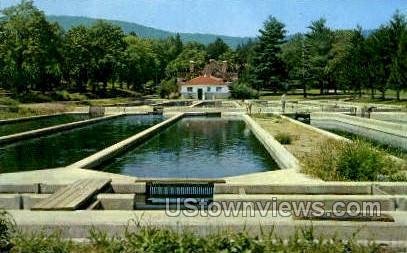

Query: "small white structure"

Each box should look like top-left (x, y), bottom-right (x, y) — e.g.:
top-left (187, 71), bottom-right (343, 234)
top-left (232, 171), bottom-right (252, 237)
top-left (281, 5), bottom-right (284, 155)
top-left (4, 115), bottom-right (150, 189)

top-left (180, 75), bottom-right (230, 100)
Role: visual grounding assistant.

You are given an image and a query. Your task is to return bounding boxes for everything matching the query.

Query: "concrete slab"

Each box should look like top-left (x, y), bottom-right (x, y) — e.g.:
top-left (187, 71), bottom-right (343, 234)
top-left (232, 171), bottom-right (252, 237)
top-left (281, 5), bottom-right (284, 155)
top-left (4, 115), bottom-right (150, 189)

top-left (0, 194), bottom-right (21, 209)
top-left (224, 169), bottom-right (320, 184)
top-left (97, 194), bottom-right (135, 210)
top-left (21, 194), bottom-right (51, 209)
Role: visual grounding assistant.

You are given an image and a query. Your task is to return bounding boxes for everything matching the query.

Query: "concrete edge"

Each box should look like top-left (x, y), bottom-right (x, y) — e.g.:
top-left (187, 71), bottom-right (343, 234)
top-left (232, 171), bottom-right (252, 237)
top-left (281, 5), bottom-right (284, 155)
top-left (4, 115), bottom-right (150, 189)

top-left (0, 114), bottom-right (123, 145)
top-left (67, 113), bottom-right (185, 169)
top-left (242, 114), bottom-right (301, 170)
top-left (0, 112), bottom-right (77, 125)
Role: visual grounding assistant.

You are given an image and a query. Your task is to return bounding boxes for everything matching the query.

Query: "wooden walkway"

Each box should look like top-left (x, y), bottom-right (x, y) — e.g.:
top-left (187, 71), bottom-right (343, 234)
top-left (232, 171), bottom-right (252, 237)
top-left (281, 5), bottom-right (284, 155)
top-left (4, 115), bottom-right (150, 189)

top-left (32, 179), bottom-right (111, 211)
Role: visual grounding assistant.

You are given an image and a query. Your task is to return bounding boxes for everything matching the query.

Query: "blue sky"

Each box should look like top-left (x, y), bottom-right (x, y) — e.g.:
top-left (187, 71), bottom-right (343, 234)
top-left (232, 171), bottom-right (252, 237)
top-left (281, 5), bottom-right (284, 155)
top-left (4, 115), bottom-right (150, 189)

top-left (1, 0), bottom-right (406, 37)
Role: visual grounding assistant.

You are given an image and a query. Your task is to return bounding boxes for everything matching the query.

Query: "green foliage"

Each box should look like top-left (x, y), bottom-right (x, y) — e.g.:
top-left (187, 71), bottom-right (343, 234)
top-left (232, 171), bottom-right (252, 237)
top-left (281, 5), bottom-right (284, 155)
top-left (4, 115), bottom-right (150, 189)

top-left (206, 37), bottom-right (230, 60)
top-left (252, 16), bottom-right (287, 91)
top-left (0, 210), bottom-right (15, 251)
top-left (159, 78), bottom-right (179, 98)
top-left (6, 226), bottom-right (384, 252)
top-left (303, 139), bottom-right (407, 181)
top-left (165, 47), bottom-right (207, 78)
top-left (275, 132), bottom-right (292, 144)
top-left (230, 82), bottom-right (259, 99)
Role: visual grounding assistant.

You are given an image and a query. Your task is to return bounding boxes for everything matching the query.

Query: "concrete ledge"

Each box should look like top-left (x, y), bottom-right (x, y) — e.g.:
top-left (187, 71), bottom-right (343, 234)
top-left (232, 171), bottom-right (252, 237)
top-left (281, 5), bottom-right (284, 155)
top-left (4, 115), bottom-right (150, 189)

top-left (21, 194), bottom-right (51, 209)
top-left (242, 114), bottom-right (300, 170)
top-left (0, 112), bottom-right (67, 125)
top-left (375, 183), bottom-right (407, 195)
top-left (97, 194), bottom-right (135, 210)
top-left (0, 114), bottom-right (123, 145)
top-left (0, 194), bottom-right (21, 209)
top-left (7, 210), bottom-right (407, 242)
top-left (214, 194), bottom-right (395, 211)
top-left (0, 184), bottom-right (39, 193)
top-left (111, 183), bottom-right (146, 194)
top-left (68, 113), bottom-right (184, 169)
top-left (214, 183), bottom-right (372, 195)
top-left (370, 112), bottom-right (407, 124)
top-left (311, 112), bottom-right (407, 150)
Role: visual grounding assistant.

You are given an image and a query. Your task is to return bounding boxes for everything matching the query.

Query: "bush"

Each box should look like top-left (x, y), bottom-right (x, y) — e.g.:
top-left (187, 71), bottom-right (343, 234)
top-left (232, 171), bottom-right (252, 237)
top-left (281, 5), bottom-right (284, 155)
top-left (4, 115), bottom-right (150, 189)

top-left (159, 78), bottom-right (179, 98)
top-left (303, 139), bottom-right (407, 181)
top-left (52, 90), bottom-right (87, 101)
top-left (230, 82), bottom-right (259, 99)
top-left (275, 132), bottom-right (292, 144)
top-left (0, 210), bottom-right (15, 251)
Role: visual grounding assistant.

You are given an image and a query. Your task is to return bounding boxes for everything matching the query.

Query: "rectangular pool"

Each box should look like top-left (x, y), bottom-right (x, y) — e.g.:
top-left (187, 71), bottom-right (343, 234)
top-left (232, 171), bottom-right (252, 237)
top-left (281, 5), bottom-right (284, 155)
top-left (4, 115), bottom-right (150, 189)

top-left (0, 115), bottom-right (163, 172)
top-left (98, 117), bottom-right (279, 178)
top-left (0, 114), bottom-right (94, 137)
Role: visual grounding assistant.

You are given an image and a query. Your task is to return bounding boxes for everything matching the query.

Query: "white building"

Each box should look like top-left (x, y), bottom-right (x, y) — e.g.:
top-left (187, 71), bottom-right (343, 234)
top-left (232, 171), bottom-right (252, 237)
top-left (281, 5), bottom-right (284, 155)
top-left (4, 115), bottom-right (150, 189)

top-left (180, 75), bottom-right (230, 100)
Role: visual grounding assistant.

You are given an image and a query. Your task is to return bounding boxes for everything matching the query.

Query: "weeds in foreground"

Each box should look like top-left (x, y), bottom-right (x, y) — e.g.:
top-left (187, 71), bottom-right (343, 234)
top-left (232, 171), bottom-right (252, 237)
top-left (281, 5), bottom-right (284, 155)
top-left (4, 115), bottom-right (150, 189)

top-left (303, 139), bottom-right (407, 181)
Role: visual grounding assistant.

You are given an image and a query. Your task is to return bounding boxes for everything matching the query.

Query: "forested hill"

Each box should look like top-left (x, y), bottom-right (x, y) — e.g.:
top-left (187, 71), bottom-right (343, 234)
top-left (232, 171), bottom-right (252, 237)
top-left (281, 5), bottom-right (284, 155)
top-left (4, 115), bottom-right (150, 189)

top-left (46, 15), bottom-right (252, 48)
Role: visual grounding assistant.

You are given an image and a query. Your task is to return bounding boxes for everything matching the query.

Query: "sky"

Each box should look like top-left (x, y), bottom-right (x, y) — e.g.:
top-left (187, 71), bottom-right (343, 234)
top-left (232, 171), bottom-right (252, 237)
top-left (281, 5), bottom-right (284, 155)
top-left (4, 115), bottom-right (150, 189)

top-left (1, 0), bottom-right (406, 37)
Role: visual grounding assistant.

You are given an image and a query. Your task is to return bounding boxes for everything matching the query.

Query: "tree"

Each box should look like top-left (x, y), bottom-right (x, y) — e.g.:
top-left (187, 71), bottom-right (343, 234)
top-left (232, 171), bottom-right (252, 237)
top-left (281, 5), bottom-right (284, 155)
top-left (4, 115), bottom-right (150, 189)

top-left (165, 47), bottom-right (207, 78)
top-left (206, 38), bottom-right (229, 60)
top-left (387, 11), bottom-right (407, 100)
top-left (0, 0), bottom-right (63, 93)
top-left (252, 16), bottom-right (287, 91)
top-left (281, 34), bottom-right (309, 97)
top-left (88, 21), bottom-right (126, 91)
top-left (63, 25), bottom-right (93, 91)
top-left (305, 18), bottom-right (334, 94)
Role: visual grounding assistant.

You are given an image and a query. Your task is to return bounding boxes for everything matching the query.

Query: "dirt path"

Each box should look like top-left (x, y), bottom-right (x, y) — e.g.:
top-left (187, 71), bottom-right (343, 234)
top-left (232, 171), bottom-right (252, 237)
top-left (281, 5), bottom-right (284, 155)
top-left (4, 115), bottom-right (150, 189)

top-left (253, 115), bottom-right (330, 163)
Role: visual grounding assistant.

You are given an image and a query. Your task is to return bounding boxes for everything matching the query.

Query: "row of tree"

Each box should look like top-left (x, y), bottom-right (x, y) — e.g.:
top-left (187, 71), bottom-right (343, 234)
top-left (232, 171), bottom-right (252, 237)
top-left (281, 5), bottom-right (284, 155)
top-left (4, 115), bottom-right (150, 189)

top-left (247, 13), bottom-right (407, 100)
top-left (0, 0), bottom-right (405, 100)
top-left (0, 1), bottom-right (236, 97)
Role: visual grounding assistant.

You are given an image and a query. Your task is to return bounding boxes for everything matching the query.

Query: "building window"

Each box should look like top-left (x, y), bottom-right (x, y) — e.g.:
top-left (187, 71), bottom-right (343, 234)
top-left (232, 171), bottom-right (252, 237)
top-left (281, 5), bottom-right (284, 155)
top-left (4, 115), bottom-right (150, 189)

top-left (187, 87), bottom-right (193, 92)
top-left (216, 87), bottom-right (222, 92)
top-left (207, 87), bottom-right (211, 92)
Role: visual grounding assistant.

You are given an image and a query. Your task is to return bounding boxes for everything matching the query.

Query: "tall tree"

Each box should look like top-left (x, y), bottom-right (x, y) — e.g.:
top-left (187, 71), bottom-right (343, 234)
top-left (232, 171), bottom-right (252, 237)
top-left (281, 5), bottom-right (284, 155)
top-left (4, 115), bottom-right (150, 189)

top-left (206, 38), bottom-right (229, 60)
top-left (305, 18), bottom-right (334, 94)
top-left (252, 16), bottom-right (286, 91)
top-left (0, 0), bottom-right (63, 93)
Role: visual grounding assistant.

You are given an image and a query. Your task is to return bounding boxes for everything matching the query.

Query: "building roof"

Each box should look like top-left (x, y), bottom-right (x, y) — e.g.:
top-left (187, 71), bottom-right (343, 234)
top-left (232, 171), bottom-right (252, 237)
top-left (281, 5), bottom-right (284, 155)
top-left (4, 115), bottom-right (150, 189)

top-left (184, 75), bottom-right (226, 86)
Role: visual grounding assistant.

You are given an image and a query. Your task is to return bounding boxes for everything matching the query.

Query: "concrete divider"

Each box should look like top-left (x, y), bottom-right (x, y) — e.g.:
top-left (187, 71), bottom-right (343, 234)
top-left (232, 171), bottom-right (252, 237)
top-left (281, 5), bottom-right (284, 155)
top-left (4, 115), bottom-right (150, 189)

top-left (0, 184), bottom-right (39, 193)
top-left (311, 112), bottom-right (407, 150)
top-left (214, 183), bottom-right (372, 195)
top-left (370, 112), bottom-right (407, 124)
top-left (97, 194), bottom-right (135, 210)
top-left (242, 114), bottom-right (300, 170)
top-left (0, 114), bottom-right (123, 145)
top-left (214, 194), bottom-right (396, 211)
top-left (0, 194), bottom-right (21, 209)
top-left (67, 113), bottom-right (184, 169)
top-left (0, 113), bottom-right (67, 125)
top-left (21, 194), bottom-right (51, 209)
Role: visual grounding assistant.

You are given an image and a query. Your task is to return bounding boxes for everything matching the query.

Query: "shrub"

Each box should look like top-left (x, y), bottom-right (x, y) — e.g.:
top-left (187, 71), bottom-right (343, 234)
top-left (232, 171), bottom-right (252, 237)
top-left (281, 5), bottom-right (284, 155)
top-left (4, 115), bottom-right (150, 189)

top-left (0, 210), bottom-right (15, 251)
top-left (159, 78), bottom-right (179, 98)
top-left (303, 139), bottom-right (407, 181)
top-left (275, 132), bottom-right (292, 144)
top-left (230, 82), bottom-right (259, 99)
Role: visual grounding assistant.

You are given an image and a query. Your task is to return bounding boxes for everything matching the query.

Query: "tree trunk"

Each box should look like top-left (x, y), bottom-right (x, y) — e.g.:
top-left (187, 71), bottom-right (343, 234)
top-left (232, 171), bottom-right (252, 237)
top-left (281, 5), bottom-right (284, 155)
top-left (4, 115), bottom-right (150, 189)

top-left (396, 89), bottom-right (400, 101)
top-left (303, 83), bottom-right (307, 98)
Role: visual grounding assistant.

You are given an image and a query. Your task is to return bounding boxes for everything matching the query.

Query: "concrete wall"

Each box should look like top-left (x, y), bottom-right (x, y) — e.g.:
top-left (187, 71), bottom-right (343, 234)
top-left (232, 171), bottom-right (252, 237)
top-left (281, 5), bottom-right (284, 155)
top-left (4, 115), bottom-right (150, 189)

top-left (242, 114), bottom-right (301, 170)
top-left (181, 85), bottom-right (230, 100)
top-left (311, 112), bottom-right (407, 150)
top-left (370, 112), bottom-right (407, 124)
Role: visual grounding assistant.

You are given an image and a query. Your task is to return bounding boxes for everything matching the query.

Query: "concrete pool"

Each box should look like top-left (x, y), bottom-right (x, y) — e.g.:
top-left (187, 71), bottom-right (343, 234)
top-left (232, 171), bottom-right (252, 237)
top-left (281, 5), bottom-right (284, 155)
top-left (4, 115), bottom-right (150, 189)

top-left (98, 116), bottom-right (279, 178)
top-left (0, 115), bottom-right (163, 172)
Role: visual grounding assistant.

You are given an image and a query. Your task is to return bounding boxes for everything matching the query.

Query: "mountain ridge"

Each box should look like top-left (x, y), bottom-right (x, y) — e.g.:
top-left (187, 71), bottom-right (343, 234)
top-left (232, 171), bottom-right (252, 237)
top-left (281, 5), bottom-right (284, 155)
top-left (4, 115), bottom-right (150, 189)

top-left (46, 15), bottom-right (253, 48)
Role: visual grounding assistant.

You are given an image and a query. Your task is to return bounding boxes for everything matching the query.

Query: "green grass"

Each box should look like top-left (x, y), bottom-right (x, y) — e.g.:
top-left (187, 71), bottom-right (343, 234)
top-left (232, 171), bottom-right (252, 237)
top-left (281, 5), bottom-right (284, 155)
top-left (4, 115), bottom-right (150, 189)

top-left (302, 139), bottom-right (407, 181)
top-left (327, 129), bottom-right (407, 161)
top-left (7, 225), bottom-right (388, 253)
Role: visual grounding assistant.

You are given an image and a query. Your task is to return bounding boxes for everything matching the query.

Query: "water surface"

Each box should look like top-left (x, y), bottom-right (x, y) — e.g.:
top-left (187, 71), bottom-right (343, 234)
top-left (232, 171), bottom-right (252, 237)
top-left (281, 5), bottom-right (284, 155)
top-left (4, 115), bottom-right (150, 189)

top-left (0, 114), bottom-right (93, 137)
top-left (0, 115), bottom-right (163, 172)
top-left (100, 117), bottom-right (279, 178)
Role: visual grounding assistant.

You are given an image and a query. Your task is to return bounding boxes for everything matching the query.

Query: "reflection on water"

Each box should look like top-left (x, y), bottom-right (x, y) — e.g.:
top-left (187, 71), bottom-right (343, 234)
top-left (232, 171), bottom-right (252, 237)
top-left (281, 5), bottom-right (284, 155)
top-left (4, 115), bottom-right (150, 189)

top-left (0, 115), bottom-right (163, 172)
top-left (0, 114), bottom-right (94, 136)
top-left (101, 117), bottom-right (279, 178)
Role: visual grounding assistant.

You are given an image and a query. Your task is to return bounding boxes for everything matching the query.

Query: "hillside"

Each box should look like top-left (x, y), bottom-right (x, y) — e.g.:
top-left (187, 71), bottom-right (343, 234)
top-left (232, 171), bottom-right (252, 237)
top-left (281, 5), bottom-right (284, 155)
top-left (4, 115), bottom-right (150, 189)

top-left (47, 15), bottom-right (252, 48)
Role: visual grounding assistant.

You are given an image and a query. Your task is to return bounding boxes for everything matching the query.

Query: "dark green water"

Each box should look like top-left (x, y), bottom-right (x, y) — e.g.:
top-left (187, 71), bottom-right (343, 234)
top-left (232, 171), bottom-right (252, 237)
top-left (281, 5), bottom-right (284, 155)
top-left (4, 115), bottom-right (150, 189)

top-left (0, 114), bottom-right (94, 137)
top-left (100, 117), bottom-right (279, 178)
top-left (0, 115), bottom-right (163, 172)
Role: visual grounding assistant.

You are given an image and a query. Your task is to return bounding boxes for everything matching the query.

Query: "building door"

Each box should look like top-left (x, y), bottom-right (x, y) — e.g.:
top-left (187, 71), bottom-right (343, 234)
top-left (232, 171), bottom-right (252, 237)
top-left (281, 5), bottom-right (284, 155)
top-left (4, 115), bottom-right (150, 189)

top-left (197, 88), bottom-right (203, 100)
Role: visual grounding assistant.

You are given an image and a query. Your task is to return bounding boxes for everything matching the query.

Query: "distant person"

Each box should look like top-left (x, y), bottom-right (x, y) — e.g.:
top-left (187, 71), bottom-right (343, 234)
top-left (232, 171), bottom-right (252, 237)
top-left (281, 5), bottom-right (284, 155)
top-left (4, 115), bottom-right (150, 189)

top-left (281, 93), bottom-right (286, 113)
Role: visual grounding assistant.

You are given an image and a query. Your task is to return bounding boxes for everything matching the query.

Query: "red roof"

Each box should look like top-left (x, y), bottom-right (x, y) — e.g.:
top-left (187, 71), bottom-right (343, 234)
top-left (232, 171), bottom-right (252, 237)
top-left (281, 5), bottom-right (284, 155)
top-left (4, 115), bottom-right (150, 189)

top-left (184, 75), bottom-right (225, 85)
